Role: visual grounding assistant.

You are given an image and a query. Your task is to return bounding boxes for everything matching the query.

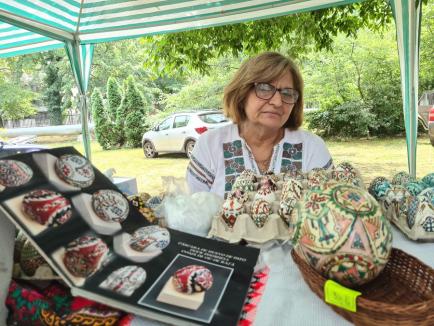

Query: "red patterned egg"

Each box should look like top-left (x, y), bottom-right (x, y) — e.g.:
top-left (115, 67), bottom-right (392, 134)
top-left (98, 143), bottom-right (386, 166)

top-left (22, 189), bottom-right (72, 226)
top-left (0, 160), bottom-right (33, 187)
top-left (172, 265), bottom-right (213, 294)
top-left (250, 199), bottom-right (270, 228)
top-left (20, 239), bottom-right (47, 276)
top-left (63, 235), bottom-right (108, 278)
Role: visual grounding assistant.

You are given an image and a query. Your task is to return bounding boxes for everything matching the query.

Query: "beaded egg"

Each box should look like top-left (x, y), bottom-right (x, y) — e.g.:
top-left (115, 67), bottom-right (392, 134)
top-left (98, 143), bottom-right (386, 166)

top-left (306, 168), bottom-right (330, 188)
top-left (172, 265), bottom-right (213, 294)
top-left (368, 177), bottom-right (391, 200)
top-left (331, 162), bottom-right (364, 188)
top-left (227, 189), bottom-right (249, 204)
top-left (404, 181), bottom-right (427, 196)
top-left (422, 173), bottom-right (434, 188)
top-left (250, 199), bottom-right (271, 228)
top-left (0, 160), bottom-right (33, 187)
top-left (381, 185), bottom-right (413, 223)
top-left (99, 265), bottom-right (147, 296)
top-left (391, 171), bottom-right (415, 186)
top-left (55, 154), bottom-right (95, 188)
top-left (20, 239), bottom-right (47, 276)
top-left (293, 182), bottom-right (392, 287)
top-left (92, 189), bottom-right (129, 223)
top-left (221, 197), bottom-right (244, 228)
top-left (402, 190), bottom-right (434, 240)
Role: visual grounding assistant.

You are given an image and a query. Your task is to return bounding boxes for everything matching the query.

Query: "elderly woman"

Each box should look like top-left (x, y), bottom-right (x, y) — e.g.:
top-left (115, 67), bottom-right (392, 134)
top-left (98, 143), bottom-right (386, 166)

top-left (187, 52), bottom-right (332, 198)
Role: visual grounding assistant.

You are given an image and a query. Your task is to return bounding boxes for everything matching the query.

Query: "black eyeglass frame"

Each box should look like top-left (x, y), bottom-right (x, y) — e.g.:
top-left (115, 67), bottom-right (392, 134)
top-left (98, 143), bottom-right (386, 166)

top-left (253, 82), bottom-right (300, 104)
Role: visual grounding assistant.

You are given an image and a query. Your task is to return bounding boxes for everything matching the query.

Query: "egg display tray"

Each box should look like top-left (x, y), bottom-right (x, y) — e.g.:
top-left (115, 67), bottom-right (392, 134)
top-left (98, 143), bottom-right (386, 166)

top-left (292, 248), bottom-right (434, 326)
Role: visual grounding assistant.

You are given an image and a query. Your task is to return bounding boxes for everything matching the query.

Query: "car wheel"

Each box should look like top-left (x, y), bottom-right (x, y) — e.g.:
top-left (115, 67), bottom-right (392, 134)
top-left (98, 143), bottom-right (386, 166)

top-left (143, 141), bottom-right (158, 158)
top-left (185, 140), bottom-right (196, 158)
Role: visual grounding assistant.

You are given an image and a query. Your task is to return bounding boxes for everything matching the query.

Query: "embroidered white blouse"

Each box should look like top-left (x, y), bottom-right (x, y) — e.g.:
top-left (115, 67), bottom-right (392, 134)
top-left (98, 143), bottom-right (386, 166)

top-left (186, 123), bottom-right (332, 198)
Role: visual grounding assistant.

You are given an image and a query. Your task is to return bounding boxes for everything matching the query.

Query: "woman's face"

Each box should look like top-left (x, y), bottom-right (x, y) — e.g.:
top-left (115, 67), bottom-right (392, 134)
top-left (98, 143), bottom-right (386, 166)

top-left (243, 72), bottom-right (296, 130)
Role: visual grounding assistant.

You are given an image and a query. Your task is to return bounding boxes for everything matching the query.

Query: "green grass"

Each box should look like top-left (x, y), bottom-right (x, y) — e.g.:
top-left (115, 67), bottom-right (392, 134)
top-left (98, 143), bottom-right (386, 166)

top-left (39, 135), bottom-right (433, 195)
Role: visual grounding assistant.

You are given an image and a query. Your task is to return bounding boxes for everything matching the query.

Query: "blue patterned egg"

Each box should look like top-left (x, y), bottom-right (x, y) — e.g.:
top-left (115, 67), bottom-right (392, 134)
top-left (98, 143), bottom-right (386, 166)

top-left (422, 173), bottom-right (434, 187)
top-left (404, 192), bottom-right (434, 241)
top-left (293, 182), bottom-right (392, 287)
top-left (368, 177), bottom-right (391, 200)
top-left (391, 171), bottom-right (415, 186)
top-left (405, 181), bottom-right (427, 196)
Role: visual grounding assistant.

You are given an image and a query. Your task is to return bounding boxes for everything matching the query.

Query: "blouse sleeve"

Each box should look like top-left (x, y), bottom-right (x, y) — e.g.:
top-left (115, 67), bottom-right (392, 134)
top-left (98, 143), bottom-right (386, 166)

top-left (303, 133), bottom-right (333, 171)
top-left (186, 134), bottom-right (217, 194)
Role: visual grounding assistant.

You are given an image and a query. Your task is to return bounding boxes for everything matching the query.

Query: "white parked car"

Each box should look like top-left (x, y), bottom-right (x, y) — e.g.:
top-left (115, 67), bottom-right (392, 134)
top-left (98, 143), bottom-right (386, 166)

top-left (142, 110), bottom-right (230, 158)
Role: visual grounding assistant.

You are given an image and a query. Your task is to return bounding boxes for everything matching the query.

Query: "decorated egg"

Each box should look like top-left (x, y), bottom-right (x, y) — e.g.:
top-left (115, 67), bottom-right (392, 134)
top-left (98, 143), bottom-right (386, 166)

top-left (403, 194), bottom-right (434, 240)
top-left (0, 160), bottom-right (33, 187)
top-left (293, 182), bottom-right (392, 287)
top-left (368, 177), bottom-right (391, 200)
top-left (239, 169), bottom-right (257, 183)
top-left (262, 172), bottom-right (279, 187)
top-left (129, 225), bottom-right (170, 252)
top-left (221, 197), bottom-right (244, 228)
top-left (92, 189), bottom-right (129, 223)
top-left (391, 171), bottom-right (415, 186)
top-left (283, 169), bottom-right (305, 184)
top-left (419, 187), bottom-right (434, 206)
top-left (22, 189), bottom-right (72, 226)
top-left (254, 184), bottom-right (277, 203)
top-left (278, 195), bottom-right (298, 227)
top-left (421, 173), bottom-right (434, 188)
top-left (232, 175), bottom-right (256, 192)
top-left (381, 185), bottom-right (413, 223)
top-left (172, 265), bottom-right (213, 294)
top-left (281, 179), bottom-right (303, 201)
top-left (14, 231), bottom-right (28, 263)
top-left (250, 199), bottom-right (271, 228)
top-left (227, 189), bottom-right (249, 204)
top-left (404, 181), bottom-right (427, 196)
top-left (99, 265), bottom-right (147, 296)
top-left (55, 154), bottom-right (95, 188)
top-left (331, 162), bottom-right (364, 188)
top-left (306, 168), bottom-right (330, 188)
top-left (63, 235), bottom-right (108, 278)
top-left (20, 239), bottom-right (47, 276)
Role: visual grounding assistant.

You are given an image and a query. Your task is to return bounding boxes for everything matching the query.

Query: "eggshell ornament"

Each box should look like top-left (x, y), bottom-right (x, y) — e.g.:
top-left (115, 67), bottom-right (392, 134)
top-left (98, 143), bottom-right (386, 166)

top-left (63, 235), bottom-right (108, 278)
top-left (55, 154), bottom-right (95, 188)
top-left (172, 265), bottom-right (213, 294)
top-left (250, 199), bottom-right (271, 228)
top-left (239, 169), bottom-right (257, 183)
top-left (422, 173), bottom-right (434, 187)
top-left (92, 189), bottom-right (129, 223)
top-left (129, 225), bottom-right (170, 252)
top-left (405, 181), bottom-right (427, 196)
top-left (368, 177), bottom-right (391, 200)
top-left (283, 169), bottom-right (305, 184)
top-left (419, 187), bottom-right (434, 206)
top-left (22, 189), bottom-right (72, 226)
top-left (391, 171), bottom-right (415, 186)
top-left (0, 160), bottom-right (33, 187)
top-left (20, 239), bottom-right (47, 276)
top-left (221, 197), bottom-right (244, 228)
top-left (227, 189), bottom-right (249, 204)
top-left (281, 179), bottom-right (303, 201)
top-left (254, 183), bottom-right (277, 203)
top-left (306, 168), bottom-right (330, 188)
top-left (293, 182), bottom-right (392, 287)
top-left (331, 162), bottom-right (363, 188)
top-left (232, 175), bottom-right (256, 192)
top-left (381, 185), bottom-right (413, 223)
top-left (99, 265), bottom-right (147, 296)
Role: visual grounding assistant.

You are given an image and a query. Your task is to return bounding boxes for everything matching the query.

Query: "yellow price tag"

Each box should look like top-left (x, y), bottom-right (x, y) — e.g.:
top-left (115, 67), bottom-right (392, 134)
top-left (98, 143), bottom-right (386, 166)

top-left (324, 280), bottom-right (361, 312)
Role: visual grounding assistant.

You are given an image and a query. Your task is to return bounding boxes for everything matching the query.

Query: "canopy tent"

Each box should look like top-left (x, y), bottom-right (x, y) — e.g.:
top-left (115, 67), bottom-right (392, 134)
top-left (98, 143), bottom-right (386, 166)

top-left (0, 0), bottom-right (422, 175)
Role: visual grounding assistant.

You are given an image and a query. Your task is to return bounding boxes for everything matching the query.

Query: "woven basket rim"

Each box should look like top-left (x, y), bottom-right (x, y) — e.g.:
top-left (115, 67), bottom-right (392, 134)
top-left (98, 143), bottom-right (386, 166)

top-left (291, 247), bottom-right (434, 313)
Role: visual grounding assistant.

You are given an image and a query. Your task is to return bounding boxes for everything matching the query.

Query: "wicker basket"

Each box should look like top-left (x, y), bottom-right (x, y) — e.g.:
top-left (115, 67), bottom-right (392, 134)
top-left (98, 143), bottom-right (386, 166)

top-left (291, 248), bottom-right (434, 325)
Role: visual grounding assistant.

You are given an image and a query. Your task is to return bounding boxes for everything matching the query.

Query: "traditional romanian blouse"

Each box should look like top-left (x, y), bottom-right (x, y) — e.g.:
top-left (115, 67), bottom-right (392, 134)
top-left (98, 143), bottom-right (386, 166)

top-left (186, 123), bottom-right (333, 198)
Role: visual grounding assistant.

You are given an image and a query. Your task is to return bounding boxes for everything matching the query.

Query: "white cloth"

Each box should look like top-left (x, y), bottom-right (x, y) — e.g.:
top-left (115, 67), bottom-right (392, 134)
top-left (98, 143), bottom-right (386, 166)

top-left (186, 123), bottom-right (332, 198)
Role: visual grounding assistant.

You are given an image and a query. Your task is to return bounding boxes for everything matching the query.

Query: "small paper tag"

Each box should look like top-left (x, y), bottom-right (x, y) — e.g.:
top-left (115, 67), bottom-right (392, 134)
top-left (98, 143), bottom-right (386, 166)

top-left (324, 280), bottom-right (361, 312)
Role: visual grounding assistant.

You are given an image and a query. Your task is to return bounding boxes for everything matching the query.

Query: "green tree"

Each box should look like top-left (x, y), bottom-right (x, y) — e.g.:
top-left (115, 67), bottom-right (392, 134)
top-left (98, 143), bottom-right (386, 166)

top-left (91, 89), bottom-right (112, 149)
top-left (0, 82), bottom-right (37, 128)
top-left (107, 76), bottom-right (123, 121)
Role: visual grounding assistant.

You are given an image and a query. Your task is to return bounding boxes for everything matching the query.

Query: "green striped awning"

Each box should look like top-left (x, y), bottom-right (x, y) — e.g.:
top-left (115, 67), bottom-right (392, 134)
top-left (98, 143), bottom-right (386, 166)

top-left (0, 0), bottom-right (358, 58)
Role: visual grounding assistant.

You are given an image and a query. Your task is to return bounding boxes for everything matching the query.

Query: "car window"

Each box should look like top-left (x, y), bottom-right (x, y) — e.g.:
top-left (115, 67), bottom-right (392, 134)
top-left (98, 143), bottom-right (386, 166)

top-left (158, 118), bottom-right (172, 131)
top-left (199, 113), bottom-right (228, 124)
top-left (173, 115), bottom-right (190, 128)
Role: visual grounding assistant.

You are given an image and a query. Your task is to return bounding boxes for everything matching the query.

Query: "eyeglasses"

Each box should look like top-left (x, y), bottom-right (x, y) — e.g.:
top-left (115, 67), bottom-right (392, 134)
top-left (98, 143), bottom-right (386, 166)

top-left (254, 82), bottom-right (299, 104)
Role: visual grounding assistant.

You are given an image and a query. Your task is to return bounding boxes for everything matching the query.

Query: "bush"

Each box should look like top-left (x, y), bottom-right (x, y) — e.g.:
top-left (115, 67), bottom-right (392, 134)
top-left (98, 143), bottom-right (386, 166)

top-left (306, 101), bottom-right (375, 138)
top-left (91, 89), bottom-right (112, 149)
top-left (125, 110), bottom-right (148, 147)
top-left (106, 77), bottom-right (123, 146)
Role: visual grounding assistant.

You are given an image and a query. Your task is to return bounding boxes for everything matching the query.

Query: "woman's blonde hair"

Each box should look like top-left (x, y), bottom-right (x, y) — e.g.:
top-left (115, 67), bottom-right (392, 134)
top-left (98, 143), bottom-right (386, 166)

top-left (223, 52), bottom-right (304, 130)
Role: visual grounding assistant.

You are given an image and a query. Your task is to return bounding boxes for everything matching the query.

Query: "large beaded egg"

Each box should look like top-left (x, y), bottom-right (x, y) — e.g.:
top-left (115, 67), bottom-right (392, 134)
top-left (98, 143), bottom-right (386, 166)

top-left (172, 265), bottom-right (213, 294)
top-left (293, 182), bottom-right (392, 287)
top-left (422, 173), bottom-right (434, 188)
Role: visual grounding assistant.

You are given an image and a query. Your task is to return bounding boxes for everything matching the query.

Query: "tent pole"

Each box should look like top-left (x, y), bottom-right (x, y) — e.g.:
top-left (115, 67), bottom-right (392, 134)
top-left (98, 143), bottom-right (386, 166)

top-left (80, 94), bottom-right (91, 161)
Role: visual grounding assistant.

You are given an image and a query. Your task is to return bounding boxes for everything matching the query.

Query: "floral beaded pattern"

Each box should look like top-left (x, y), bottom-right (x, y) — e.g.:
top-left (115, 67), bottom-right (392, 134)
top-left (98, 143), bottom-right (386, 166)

top-left (223, 140), bottom-right (246, 192)
top-left (281, 143), bottom-right (302, 173)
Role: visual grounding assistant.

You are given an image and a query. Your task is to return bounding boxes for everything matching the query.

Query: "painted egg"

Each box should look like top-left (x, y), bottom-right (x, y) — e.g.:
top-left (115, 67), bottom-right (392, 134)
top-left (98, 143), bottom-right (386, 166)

top-left (419, 187), bottom-right (434, 206)
top-left (283, 169), bottom-right (305, 183)
top-left (281, 179), bottom-right (303, 201)
top-left (421, 173), bottom-right (434, 187)
top-left (0, 160), bottom-right (33, 187)
top-left (306, 168), bottom-right (330, 188)
top-left (14, 231), bottom-right (28, 263)
top-left (381, 185), bottom-right (413, 223)
top-left (368, 177), bottom-right (391, 200)
top-left (20, 239), bottom-right (47, 276)
top-left (405, 181), bottom-right (427, 196)
top-left (239, 169), bottom-right (257, 183)
top-left (129, 225), bottom-right (170, 252)
top-left (293, 182), bottom-right (392, 287)
top-left (227, 189), bottom-right (249, 204)
top-left (55, 154), bottom-right (95, 188)
top-left (331, 162), bottom-right (363, 188)
top-left (391, 171), bottom-right (415, 186)
top-left (278, 195), bottom-right (298, 227)
top-left (63, 235), bottom-right (108, 278)
top-left (254, 185), bottom-right (276, 203)
top-left (22, 189), bottom-right (72, 226)
top-left (221, 197), bottom-right (244, 228)
top-left (262, 172), bottom-right (279, 186)
top-left (250, 199), bottom-right (271, 228)
top-left (92, 189), bottom-right (129, 223)
top-left (99, 265), bottom-right (147, 296)
top-left (172, 265), bottom-right (213, 294)
top-left (232, 176), bottom-right (256, 192)
top-left (404, 194), bottom-right (434, 240)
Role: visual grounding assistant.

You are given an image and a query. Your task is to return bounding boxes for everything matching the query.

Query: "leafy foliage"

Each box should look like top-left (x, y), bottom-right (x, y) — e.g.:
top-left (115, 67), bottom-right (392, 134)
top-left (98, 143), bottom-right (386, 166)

top-left (0, 82), bottom-right (37, 127)
top-left (91, 89), bottom-right (112, 149)
top-left (106, 77), bottom-right (123, 121)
